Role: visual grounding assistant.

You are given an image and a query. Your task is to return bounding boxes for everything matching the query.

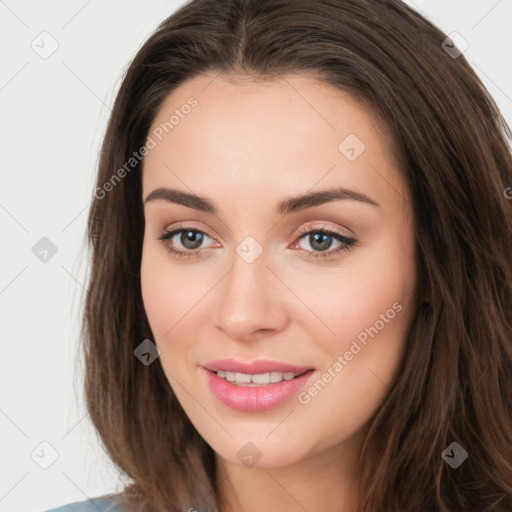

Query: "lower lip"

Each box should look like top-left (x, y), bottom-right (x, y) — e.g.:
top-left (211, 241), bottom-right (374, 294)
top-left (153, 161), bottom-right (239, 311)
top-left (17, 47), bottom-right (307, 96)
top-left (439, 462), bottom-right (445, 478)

top-left (203, 368), bottom-right (315, 412)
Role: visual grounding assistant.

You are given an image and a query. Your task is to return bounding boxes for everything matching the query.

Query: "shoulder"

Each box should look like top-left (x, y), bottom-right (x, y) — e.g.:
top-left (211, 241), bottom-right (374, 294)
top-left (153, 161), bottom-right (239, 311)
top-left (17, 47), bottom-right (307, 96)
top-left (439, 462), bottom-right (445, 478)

top-left (43, 495), bottom-right (129, 512)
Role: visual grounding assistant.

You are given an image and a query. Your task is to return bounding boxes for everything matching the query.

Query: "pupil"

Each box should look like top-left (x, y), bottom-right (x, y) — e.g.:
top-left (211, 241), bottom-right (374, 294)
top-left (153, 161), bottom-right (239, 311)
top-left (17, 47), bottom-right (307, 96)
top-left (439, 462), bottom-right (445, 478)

top-left (311, 233), bottom-right (331, 251)
top-left (181, 231), bottom-right (203, 249)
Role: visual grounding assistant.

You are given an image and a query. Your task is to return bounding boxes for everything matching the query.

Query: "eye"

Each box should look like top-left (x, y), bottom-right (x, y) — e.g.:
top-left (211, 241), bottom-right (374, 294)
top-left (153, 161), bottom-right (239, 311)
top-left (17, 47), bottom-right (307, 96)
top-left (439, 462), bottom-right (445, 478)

top-left (292, 225), bottom-right (357, 259)
top-left (156, 223), bottom-right (217, 259)
top-left (156, 223), bottom-right (358, 260)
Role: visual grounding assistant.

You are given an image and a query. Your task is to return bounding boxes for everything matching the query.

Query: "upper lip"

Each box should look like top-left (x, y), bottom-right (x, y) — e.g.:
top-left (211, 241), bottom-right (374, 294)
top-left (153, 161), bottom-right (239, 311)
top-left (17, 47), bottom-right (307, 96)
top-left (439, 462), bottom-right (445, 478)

top-left (203, 359), bottom-right (314, 374)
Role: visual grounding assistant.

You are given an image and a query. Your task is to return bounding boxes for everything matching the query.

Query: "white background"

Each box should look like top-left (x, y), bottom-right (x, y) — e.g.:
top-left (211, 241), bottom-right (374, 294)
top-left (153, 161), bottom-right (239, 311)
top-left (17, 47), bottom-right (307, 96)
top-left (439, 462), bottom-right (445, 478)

top-left (1, 1), bottom-right (511, 511)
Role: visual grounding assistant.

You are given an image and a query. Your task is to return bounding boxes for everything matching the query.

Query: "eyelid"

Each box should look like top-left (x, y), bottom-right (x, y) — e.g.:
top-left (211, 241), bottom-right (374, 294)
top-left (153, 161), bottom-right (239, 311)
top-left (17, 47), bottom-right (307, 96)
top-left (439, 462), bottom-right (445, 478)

top-left (157, 220), bottom-right (357, 259)
top-left (162, 221), bottom-right (219, 243)
top-left (293, 221), bottom-right (355, 241)
top-left (160, 221), bottom-right (354, 246)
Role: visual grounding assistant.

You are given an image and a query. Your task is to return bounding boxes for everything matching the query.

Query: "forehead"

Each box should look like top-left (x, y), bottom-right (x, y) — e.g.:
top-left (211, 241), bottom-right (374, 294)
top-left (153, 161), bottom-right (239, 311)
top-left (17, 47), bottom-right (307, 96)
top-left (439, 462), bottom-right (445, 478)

top-left (142, 73), bottom-right (405, 210)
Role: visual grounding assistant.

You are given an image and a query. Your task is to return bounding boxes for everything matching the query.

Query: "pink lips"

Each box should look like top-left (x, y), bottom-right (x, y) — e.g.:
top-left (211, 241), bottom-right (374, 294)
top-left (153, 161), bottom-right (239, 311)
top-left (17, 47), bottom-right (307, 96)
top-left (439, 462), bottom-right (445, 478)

top-left (202, 358), bottom-right (315, 412)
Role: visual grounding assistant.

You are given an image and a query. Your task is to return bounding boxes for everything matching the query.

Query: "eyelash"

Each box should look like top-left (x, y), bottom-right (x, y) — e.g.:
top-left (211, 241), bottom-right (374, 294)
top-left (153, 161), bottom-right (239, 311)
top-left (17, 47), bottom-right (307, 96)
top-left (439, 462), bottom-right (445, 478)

top-left (156, 223), bottom-right (357, 260)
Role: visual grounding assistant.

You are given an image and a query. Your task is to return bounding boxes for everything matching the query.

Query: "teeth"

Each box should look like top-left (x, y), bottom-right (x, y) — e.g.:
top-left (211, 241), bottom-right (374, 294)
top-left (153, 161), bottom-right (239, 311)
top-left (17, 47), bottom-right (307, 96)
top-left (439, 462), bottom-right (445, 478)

top-left (270, 372), bottom-right (283, 383)
top-left (235, 372), bottom-right (252, 383)
top-left (215, 370), bottom-right (302, 386)
top-left (252, 372), bottom-right (271, 384)
top-left (225, 371), bottom-right (236, 382)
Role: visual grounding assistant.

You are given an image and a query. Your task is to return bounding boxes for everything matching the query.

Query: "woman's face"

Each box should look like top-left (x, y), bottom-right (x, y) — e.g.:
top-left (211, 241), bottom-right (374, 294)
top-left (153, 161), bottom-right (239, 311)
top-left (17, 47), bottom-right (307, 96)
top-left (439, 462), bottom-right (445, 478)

top-left (140, 73), bottom-right (417, 469)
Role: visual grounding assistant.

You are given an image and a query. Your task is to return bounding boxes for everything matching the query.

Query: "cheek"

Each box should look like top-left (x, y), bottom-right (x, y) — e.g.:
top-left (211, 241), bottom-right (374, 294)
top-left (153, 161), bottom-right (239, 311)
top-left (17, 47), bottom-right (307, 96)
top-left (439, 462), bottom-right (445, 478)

top-left (290, 228), bottom-right (415, 351)
top-left (140, 248), bottom-right (172, 337)
top-left (140, 241), bottom-right (193, 343)
top-left (311, 239), bottom-right (414, 416)
top-left (140, 240), bottom-right (214, 369)
top-left (293, 231), bottom-right (415, 409)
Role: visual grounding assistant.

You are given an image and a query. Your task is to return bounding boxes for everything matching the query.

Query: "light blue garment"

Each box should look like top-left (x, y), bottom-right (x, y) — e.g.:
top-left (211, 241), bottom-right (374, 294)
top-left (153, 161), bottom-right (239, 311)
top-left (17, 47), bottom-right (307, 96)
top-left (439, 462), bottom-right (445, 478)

top-left (43, 495), bottom-right (128, 512)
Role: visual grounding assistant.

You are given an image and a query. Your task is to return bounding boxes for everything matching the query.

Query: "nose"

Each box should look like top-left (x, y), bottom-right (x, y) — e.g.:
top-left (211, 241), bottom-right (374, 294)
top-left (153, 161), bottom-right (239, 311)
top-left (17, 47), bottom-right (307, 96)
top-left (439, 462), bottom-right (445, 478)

top-left (214, 247), bottom-right (289, 342)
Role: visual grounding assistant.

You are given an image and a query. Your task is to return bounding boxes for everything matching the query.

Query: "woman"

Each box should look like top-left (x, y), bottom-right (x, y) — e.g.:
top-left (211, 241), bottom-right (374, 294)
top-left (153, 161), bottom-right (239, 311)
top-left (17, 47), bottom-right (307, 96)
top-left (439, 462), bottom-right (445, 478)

top-left (46, 0), bottom-right (512, 510)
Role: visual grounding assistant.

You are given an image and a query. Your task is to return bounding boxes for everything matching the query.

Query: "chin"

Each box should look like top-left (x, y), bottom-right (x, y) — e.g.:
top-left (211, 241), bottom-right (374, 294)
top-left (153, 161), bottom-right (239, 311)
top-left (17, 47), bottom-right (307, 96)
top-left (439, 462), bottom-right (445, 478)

top-left (217, 442), bottom-right (308, 470)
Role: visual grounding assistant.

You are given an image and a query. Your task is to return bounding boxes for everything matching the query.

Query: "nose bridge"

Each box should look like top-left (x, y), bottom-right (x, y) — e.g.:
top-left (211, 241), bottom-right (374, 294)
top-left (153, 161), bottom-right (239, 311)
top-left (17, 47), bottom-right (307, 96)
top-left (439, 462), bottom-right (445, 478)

top-left (214, 238), bottom-right (286, 339)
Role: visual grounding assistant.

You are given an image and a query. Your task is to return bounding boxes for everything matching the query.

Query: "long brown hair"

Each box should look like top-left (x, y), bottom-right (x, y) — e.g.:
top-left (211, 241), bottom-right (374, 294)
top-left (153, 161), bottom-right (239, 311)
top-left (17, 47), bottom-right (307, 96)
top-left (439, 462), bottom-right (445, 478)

top-left (82, 0), bottom-right (512, 510)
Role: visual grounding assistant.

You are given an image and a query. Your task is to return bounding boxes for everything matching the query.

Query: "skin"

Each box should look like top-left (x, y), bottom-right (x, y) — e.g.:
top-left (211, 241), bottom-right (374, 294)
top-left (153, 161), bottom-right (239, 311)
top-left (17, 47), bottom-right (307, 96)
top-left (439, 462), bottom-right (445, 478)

top-left (140, 73), bottom-right (418, 512)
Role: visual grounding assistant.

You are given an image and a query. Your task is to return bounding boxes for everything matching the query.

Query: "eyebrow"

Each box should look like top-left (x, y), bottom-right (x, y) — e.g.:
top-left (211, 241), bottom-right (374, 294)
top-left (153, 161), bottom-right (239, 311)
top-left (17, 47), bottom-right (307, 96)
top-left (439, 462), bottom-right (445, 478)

top-left (144, 186), bottom-right (380, 215)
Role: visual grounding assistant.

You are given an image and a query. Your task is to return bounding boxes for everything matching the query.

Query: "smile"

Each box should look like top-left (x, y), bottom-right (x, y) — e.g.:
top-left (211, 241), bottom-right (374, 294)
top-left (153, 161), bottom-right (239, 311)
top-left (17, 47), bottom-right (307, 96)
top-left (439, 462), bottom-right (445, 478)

top-left (202, 359), bottom-right (316, 411)
top-left (215, 370), bottom-right (305, 386)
